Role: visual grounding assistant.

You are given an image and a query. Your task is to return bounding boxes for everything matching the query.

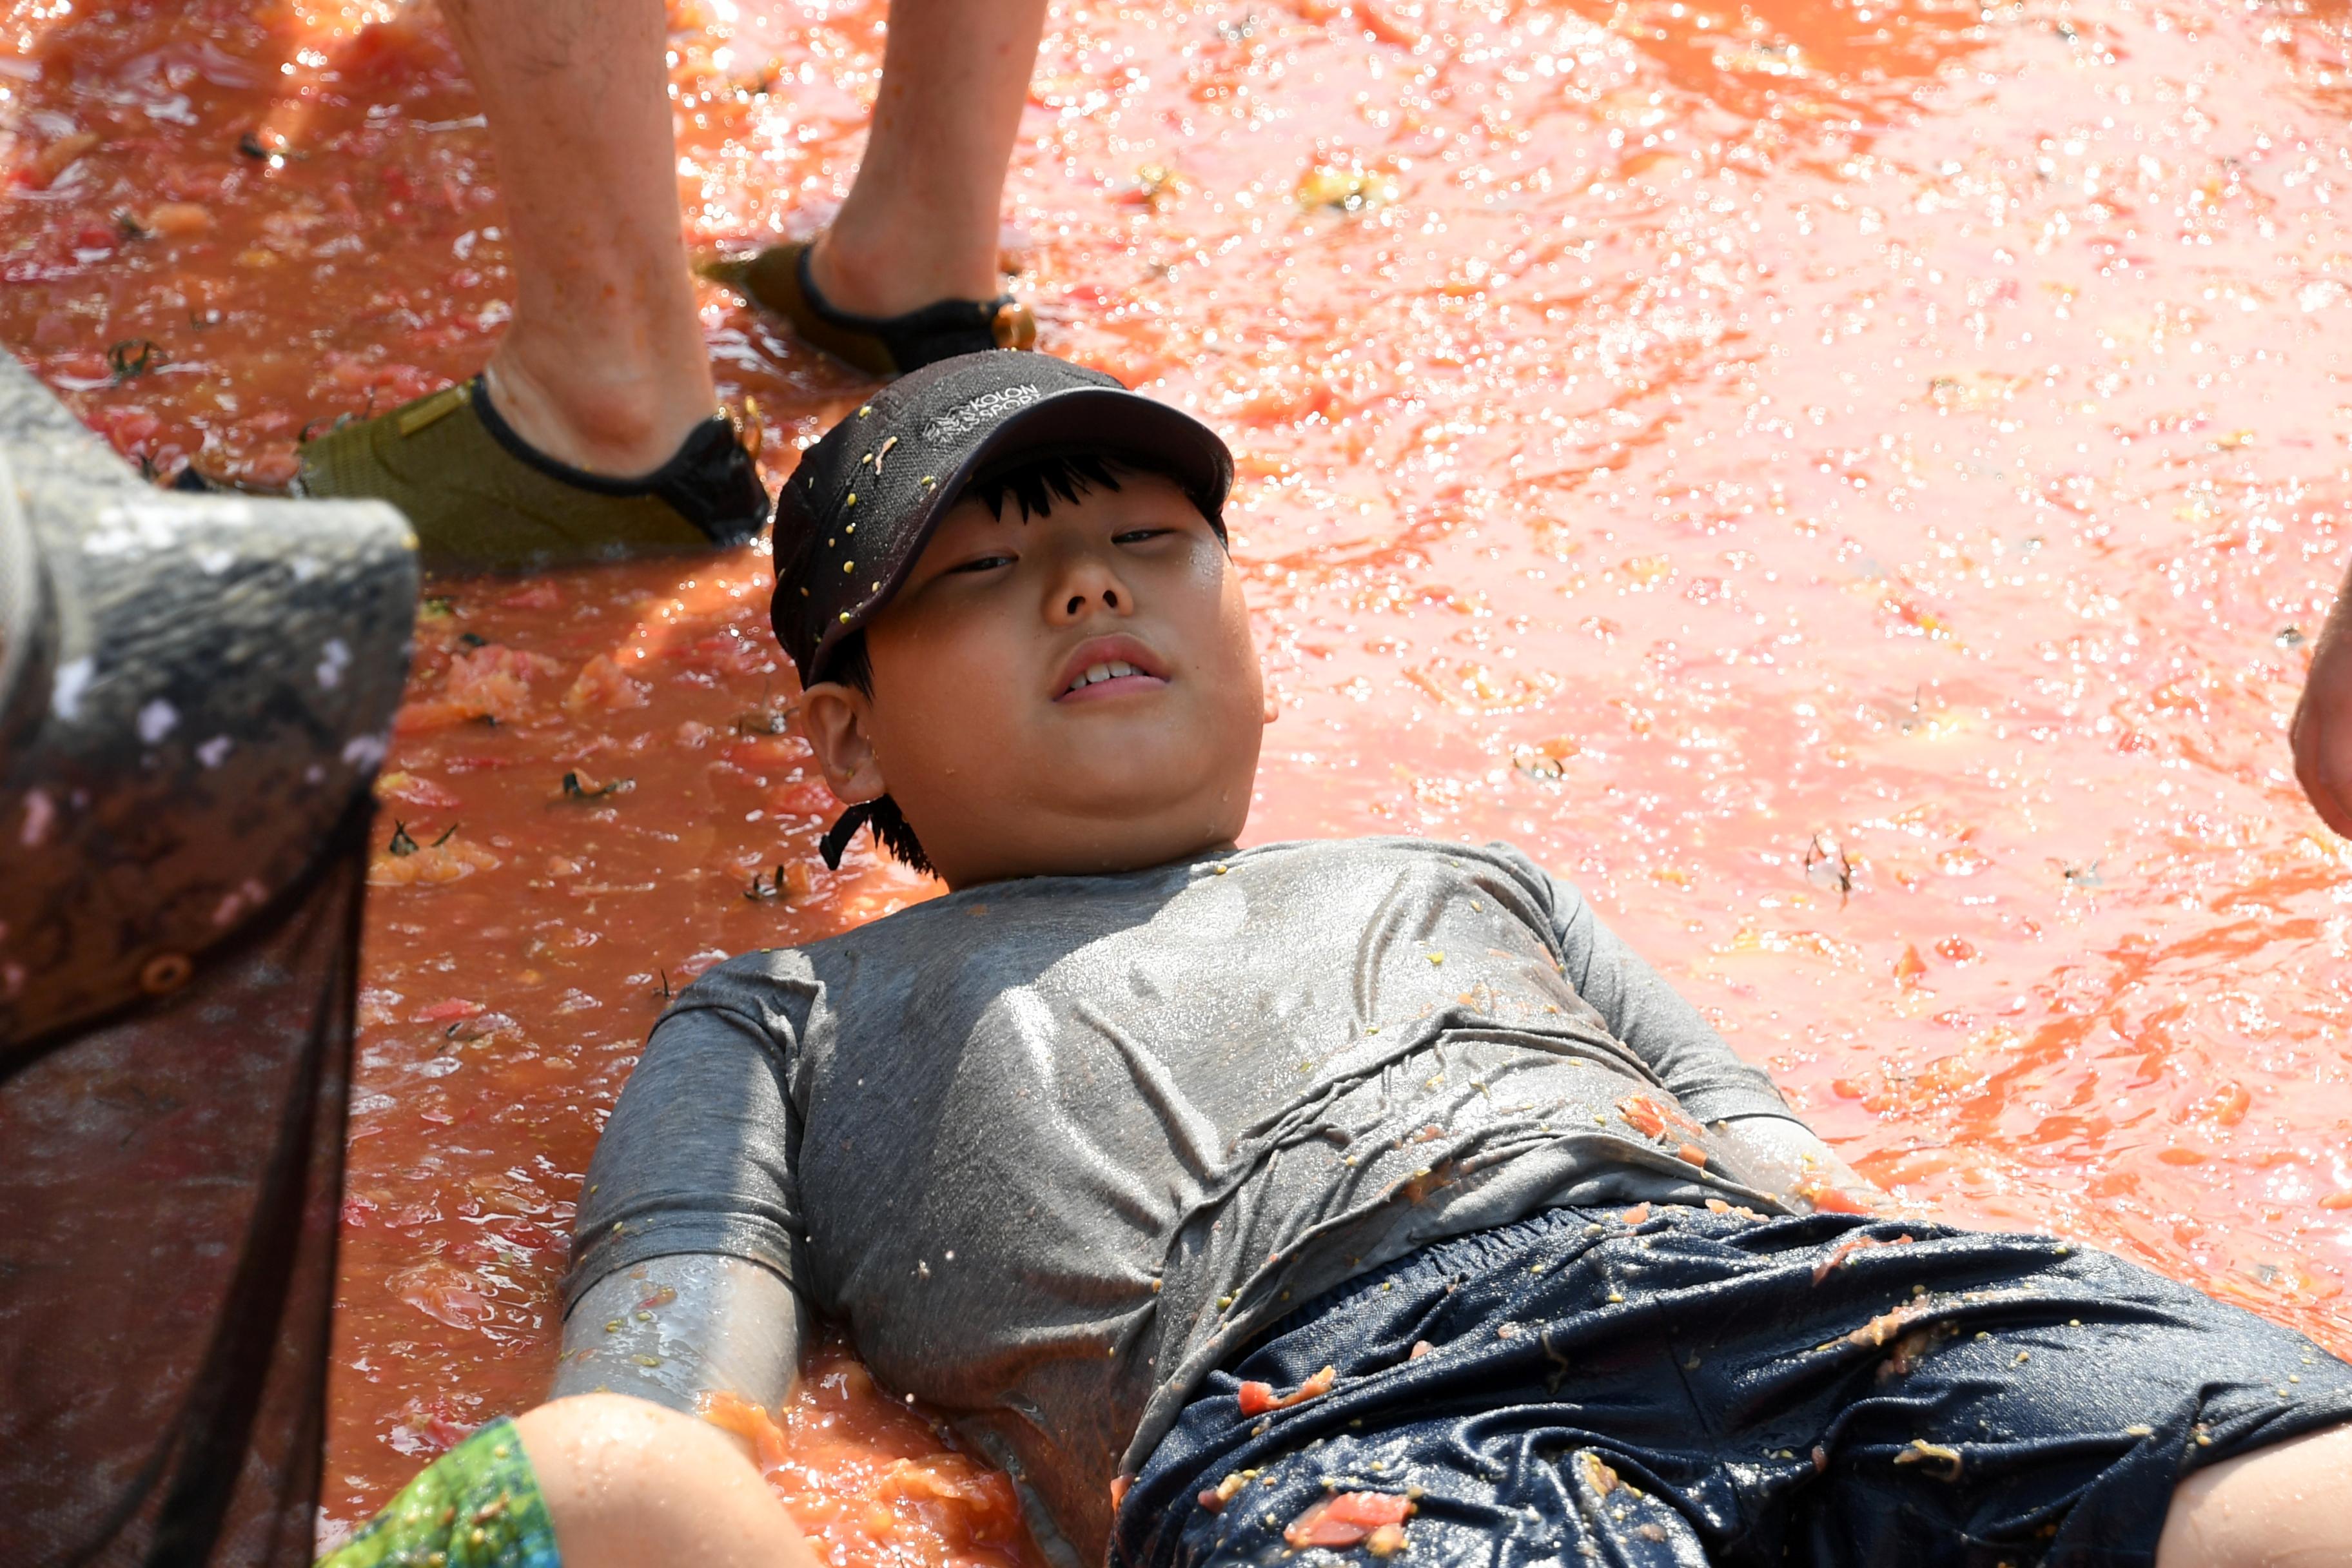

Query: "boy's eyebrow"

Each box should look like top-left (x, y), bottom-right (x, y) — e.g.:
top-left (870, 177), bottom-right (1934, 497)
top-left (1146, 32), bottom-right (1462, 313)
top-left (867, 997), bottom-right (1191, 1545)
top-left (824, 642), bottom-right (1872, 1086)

top-left (936, 520), bottom-right (1019, 551)
top-left (939, 504), bottom-right (1034, 544)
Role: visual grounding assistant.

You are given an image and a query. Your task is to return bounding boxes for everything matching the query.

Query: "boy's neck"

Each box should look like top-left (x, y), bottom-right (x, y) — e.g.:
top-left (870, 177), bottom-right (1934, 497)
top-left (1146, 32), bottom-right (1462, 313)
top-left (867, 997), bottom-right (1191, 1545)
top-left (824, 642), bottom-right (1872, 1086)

top-left (943, 837), bottom-right (1241, 892)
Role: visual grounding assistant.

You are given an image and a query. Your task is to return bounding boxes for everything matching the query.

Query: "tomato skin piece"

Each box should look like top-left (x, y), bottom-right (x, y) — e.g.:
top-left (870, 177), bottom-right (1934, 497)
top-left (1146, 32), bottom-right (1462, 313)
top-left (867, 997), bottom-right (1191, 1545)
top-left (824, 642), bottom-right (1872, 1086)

top-left (1616, 1093), bottom-right (1705, 1142)
top-left (1283, 1491), bottom-right (1416, 1548)
top-left (1236, 1364), bottom-right (1336, 1415)
top-left (1196, 1473), bottom-right (1248, 1513)
top-left (1618, 1097), bottom-right (1667, 1139)
top-left (1331, 1493), bottom-right (1414, 1523)
top-left (1812, 1235), bottom-right (1877, 1284)
top-left (698, 1390), bottom-right (792, 1474)
top-left (1799, 1182), bottom-right (1872, 1215)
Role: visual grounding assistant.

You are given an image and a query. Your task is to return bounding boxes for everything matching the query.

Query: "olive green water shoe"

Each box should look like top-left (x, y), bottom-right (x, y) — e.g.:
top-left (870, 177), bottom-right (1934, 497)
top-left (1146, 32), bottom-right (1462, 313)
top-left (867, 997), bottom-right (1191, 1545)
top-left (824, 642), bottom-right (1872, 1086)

top-left (297, 377), bottom-right (770, 571)
top-left (699, 241), bottom-right (1036, 377)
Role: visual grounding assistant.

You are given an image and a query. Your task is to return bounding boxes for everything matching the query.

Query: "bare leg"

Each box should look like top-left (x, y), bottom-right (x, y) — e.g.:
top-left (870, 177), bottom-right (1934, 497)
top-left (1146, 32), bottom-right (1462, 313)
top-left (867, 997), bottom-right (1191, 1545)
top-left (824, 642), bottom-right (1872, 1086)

top-left (435, 0), bottom-right (1045, 475)
top-left (808, 0), bottom-right (1052, 316)
top-left (438, 0), bottom-right (717, 476)
top-left (514, 1394), bottom-right (821, 1568)
top-left (2157, 1422), bottom-right (2352, 1568)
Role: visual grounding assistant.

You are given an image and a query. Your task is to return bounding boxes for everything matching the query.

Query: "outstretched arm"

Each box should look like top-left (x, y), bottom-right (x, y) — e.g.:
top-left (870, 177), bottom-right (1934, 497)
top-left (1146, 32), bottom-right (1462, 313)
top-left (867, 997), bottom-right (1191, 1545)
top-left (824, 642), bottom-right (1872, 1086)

top-left (551, 1251), bottom-right (807, 1412)
top-left (1712, 1111), bottom-right (1885, 1215)
top-left (561, 987), bottom-right (816, 1367)
top-left (1542, 871), bottom-right (1883, 1210)
top-left (514, 990), bottom-right (821, 1568)
top-left (1545, 876), bottom-right (1801, 1126)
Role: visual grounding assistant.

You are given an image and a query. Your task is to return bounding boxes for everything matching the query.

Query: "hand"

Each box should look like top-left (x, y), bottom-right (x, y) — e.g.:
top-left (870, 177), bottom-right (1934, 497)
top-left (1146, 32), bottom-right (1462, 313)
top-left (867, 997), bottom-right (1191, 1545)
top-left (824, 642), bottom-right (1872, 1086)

top-left (2291, 566), bottom-right (2352, 838)
top-left (1717, 1114), bottom-right (1894, 1218)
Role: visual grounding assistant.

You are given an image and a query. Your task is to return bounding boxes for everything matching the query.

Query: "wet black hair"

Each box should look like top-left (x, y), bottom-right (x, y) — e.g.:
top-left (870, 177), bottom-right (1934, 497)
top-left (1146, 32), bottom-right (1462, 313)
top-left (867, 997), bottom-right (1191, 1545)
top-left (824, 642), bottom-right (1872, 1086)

top-left (963, 450), bottom-right (1130, 521)
top-left (809, 633), bottom-right (934, 875)
top-left (812, 450), bottom-right (1176, 876)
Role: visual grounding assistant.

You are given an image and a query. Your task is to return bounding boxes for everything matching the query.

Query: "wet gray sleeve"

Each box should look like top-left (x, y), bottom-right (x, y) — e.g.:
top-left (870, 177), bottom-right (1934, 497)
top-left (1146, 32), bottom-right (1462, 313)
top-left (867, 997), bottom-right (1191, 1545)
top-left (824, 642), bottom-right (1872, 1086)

top-left (564, 1001), bottom-right (812, 1316)
top-left (550, 1253), bottom-right (807, 1413)
top-left (1541, 873), bottom-right (1807, 1128)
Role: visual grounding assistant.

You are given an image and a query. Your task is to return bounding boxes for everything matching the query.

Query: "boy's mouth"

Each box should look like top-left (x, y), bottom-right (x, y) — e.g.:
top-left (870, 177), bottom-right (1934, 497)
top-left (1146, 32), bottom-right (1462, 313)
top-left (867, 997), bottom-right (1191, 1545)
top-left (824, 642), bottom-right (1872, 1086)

top-left (1054, 636), bottom-right (1170, 701)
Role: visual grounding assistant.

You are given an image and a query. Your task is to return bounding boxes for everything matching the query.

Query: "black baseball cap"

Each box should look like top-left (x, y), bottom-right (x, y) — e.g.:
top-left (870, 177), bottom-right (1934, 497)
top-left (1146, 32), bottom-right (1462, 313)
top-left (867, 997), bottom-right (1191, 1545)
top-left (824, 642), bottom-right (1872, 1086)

top-left (770, 350), bottom-right (1233, 685)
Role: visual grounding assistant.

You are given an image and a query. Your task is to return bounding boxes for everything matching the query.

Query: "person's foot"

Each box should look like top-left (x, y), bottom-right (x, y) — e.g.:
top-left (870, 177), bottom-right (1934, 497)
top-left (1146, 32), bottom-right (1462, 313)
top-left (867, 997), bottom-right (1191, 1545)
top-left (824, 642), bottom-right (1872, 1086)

top-left (294, 376), bottom-right (770, 571)
top-left (700, 238), bottom-right (1035, 378)
top-left (478, 333), bottom-right (720, 479)
top-left (801, 224), bottom-right (1001, 321)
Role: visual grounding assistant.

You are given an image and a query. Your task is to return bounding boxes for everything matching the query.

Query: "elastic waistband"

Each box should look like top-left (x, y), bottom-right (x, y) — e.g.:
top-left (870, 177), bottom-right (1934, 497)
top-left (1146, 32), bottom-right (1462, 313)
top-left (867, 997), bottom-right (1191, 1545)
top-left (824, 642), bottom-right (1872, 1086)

top-left (1246, 1202), bottom-right (1609, 1355)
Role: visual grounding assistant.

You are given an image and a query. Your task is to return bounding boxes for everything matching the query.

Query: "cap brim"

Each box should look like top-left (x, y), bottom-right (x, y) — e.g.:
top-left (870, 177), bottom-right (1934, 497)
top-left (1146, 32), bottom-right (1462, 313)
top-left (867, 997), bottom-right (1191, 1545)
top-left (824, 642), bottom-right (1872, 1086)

top-left (805, 384), bottom-right (1233, 678)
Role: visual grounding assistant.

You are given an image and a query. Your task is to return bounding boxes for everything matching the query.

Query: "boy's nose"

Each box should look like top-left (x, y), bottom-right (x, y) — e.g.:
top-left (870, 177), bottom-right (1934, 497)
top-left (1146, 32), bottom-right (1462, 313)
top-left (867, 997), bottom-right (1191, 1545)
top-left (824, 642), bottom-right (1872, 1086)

top-left (1046, 554), bottom-right (1132, 622)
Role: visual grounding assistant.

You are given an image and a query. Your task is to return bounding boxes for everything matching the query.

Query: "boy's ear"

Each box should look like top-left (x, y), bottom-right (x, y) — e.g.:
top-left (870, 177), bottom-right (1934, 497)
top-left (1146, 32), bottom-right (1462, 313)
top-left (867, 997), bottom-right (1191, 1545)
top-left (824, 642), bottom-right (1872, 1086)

top-left (798, 682), bottom-right (888, 805)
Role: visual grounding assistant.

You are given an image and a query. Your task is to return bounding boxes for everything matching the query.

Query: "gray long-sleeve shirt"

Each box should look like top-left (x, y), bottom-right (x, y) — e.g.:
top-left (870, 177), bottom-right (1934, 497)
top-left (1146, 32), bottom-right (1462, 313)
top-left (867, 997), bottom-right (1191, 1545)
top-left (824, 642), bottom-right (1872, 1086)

top-left (565, 837), bottom-right (1802, 1562)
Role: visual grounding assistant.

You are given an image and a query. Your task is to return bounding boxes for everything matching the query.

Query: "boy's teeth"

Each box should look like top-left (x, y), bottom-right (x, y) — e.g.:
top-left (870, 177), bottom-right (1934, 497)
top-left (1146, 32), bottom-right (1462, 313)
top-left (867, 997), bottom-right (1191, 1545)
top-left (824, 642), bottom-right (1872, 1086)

top-left (1070, 659), bottom-right (1144, 691)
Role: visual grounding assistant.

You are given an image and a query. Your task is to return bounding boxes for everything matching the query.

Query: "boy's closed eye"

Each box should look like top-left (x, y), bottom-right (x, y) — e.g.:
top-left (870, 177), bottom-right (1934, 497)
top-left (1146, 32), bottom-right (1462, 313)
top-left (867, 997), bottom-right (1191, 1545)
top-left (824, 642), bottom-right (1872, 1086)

top-left (940, 527), bottom-right (1178, 578)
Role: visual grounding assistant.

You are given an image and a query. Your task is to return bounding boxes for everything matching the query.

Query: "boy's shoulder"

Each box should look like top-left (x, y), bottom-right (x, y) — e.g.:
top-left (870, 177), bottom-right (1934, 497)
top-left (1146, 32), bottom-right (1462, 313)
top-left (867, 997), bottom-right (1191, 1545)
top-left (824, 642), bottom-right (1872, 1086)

top-left (1219, 834), bottom-right (1563, 892)
top-left (725, 835), bottom-right (1565, 965)
top-left (662, 836), bottom-right (1573, 1030)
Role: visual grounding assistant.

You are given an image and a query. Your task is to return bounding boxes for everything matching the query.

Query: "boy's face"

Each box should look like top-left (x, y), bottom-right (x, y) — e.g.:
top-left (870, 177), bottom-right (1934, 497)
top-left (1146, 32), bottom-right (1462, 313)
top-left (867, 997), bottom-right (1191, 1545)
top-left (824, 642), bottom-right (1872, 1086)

top-left (798, 471), bottom-right (1266, 889)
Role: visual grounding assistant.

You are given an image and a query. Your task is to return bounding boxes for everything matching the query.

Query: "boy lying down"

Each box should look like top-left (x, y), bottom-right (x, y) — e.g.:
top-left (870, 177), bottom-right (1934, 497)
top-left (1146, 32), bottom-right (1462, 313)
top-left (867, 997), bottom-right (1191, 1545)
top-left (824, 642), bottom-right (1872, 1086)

top-left (326, 353), bottom-right (2352, 1568)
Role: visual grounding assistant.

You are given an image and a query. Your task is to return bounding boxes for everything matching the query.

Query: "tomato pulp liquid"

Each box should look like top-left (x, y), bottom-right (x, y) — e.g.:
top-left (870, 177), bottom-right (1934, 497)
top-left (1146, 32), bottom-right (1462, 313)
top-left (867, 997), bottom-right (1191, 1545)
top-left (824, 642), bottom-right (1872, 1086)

top-left (8, 0), bottom-right (2352, 1553)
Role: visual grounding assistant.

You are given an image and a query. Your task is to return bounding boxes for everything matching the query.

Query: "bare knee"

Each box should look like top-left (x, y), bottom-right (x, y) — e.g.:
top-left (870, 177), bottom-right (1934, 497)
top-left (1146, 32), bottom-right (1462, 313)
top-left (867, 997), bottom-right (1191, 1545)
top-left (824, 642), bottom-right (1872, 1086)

top-left (2157, 1422), bottom-right (2352, 1568)
top-left (513, 1394), bottom-right (814, 1568)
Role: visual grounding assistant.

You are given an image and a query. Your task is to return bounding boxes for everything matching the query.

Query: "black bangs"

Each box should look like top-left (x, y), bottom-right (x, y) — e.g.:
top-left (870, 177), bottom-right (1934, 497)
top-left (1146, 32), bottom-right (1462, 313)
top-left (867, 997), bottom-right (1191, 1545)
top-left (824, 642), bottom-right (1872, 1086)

top-left (960, 451), bottom-right (1130, 522)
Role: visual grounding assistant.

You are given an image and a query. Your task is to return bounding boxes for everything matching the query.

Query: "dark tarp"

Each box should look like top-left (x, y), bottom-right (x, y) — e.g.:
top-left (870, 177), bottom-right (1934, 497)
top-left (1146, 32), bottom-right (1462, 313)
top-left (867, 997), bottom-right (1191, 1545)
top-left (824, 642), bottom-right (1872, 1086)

top-left (0, 805), bottom-right (369, 1565)
top-left (0, 363), bottom-right (415, 1568)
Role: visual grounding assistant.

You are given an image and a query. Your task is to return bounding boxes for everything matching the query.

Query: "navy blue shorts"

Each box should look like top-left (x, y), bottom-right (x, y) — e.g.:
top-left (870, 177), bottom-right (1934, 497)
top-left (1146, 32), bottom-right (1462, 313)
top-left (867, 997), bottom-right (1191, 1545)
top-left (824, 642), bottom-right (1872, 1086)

top-left (1115, 1204), bottom-right (2352, 1568)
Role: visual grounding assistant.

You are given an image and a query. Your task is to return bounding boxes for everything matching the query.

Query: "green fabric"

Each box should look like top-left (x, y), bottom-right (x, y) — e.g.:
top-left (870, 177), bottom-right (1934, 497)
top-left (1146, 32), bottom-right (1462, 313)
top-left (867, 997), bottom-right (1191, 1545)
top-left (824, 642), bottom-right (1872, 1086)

top-left (318, 1418), bottom-right (561, 1568)
top-left (299, 380), bottom-right (712, 570)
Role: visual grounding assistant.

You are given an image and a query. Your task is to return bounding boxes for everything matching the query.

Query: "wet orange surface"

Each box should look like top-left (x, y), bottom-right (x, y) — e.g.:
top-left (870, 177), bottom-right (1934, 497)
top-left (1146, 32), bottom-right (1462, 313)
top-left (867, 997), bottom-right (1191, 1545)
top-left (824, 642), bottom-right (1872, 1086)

top-left (704, 1335), bottom-right (1040, 1568)
top-left (8, 0), bottom-right (2352, 1549)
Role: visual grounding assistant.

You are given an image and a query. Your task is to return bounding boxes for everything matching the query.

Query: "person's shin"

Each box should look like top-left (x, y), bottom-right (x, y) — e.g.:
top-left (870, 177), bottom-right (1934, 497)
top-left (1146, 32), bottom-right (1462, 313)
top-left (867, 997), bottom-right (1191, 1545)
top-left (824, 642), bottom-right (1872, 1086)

top-left (436, 0), bottom-right (719, 475)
